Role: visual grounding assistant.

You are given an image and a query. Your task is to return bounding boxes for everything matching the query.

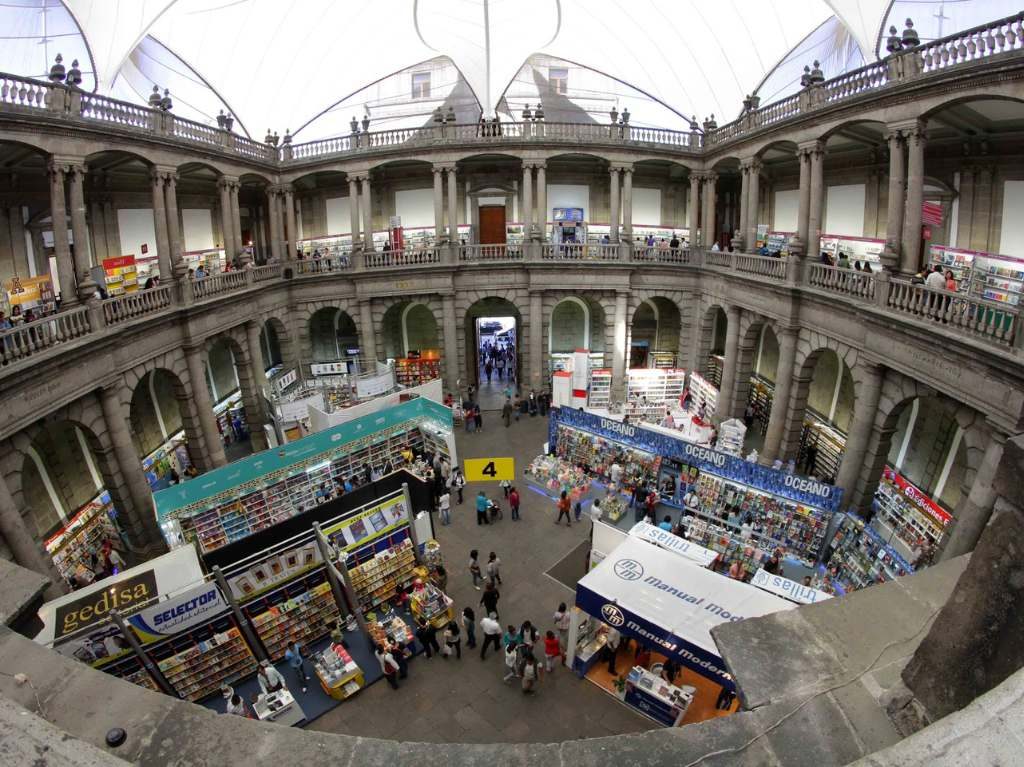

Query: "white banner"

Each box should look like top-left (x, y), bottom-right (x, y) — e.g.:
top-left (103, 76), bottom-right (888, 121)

top-left (274, 368), bottom-right (298, 392)
top-left (311, 362), bottom-right (350, 376)
top-left (356, 369), bottom-right (395, 399)
top-left (126, 581), bottom-right (227, 641)
top-left (629, 522), bottom-right (718, 567)
top-left (750, 568), bottom-right (832, 605)
top-left (278, 392), bottom-right (324, 423)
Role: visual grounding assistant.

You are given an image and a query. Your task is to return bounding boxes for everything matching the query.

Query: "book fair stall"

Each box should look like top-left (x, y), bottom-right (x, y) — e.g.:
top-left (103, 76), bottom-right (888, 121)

top-left (153, 397), bottom-right (454, 553)
top-left (929, 244), bottom-right (1024, 306)
top-left (548, 407), bottom-right (842, 567)
top-left (567, 534), bottom-right (794, 725)
top-left (44, 491), bottom-right (125, 585)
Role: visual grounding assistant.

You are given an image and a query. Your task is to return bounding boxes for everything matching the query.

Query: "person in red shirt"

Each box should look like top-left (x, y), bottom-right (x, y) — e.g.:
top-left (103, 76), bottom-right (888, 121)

top-left (509, 487), bottom-right (521, 520)
top-left (543, 630), bottom-right (562, 672)
top-left (556, 491), bottom-right (572, 526)
top-left (644, 490), bottom-right (657, 519)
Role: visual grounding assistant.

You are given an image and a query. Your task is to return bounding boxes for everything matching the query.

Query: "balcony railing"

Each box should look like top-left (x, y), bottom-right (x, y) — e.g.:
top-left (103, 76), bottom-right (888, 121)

top-left (632, 246), bottom-right (693, 265)
top-left (364, 247), bottom-right (442, 269)
top-left (806, 263), bottom-right (875, 300)
top-left (458, 244), bottom-right (524, 262)
top-left (734, 253), bottom-right (788, 281)
top-left (103, 286), bottom-right (173, 325)
top-left (540, 243), bottom-right (622, 261)
top-left (1, 73), bottom-right (50, 109)
top-left (295, 255), bottom-right (352, 274)
top-left (189, 270), bottom-right (249, 300)
top-left (251, 264), bottom-right (282, 283)
top-left (0, 306), bottom-right (92, 365)
top-left (886, 280), bottom-right (1019, 348)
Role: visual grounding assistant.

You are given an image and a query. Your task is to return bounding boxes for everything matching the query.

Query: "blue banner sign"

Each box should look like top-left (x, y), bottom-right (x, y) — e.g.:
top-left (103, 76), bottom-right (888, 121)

top-left (549, 406), bottom-right (842, 513)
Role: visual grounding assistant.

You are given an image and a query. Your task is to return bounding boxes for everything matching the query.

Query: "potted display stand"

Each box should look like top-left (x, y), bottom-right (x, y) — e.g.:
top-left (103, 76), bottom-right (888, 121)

top-left (613, 675), bottom-right (628, 700)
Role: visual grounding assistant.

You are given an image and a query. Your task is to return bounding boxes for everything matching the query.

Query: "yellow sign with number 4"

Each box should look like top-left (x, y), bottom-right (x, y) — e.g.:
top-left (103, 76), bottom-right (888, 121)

top-left (464, 457), bottom-right (515, 482)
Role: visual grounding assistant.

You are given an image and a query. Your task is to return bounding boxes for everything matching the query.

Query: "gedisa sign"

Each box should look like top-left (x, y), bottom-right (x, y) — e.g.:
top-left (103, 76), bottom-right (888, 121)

top-left (54, 570), bottom-right (157, 639)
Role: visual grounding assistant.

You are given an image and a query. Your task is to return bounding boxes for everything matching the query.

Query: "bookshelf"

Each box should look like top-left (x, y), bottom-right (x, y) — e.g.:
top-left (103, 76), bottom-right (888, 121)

top-left (245, 569), bottom-right (341, 661)
top-left (746, 375), bottom-right (774, 436)
top-left (688, 372), bottom-right (719, 414)
top-left (707, 355), bottom-right (724, 389)
top-left (797, 416), bottom-right (846, 483)
top-left (588, 369), bottom-right (612, 408)
top-left (395, 352), bottom-right (441, 387)
top-left (151, 616), bottom-right (258, 702)
top-left (553, 424), bottom-right (661, 496)
top-left (873, 468), bottom-right (951, 552)
top-left (45, 494), bottom-right (121, 582)
top-left (102, 256), bottom-right (139, 296)
top-left (103, 653), bottom-right (159, 693)
top-left (825, 514), bottom-right (913, 592)
top-left (346, 537), bottom-right (416, 613)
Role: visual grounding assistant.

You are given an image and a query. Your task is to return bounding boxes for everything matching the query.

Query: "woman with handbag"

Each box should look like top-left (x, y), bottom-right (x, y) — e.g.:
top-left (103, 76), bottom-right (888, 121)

top-left (442, 620), bottom-right (462, 659)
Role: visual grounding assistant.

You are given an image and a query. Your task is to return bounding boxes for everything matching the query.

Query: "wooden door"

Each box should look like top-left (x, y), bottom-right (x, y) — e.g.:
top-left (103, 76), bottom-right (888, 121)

top-left (479, 206), bottom-right (507, 244)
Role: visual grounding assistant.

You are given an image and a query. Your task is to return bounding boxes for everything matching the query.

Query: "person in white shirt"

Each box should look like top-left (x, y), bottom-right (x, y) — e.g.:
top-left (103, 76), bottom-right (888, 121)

top-left (589, 497), bottom-right (603, 522)
top-left (480, 613), bottom-right (503, 659)
top-left (553, 603), bottom-right (572, 651)
top-left (257, 660), bottom-right (287, 695)
top-left (438, 491), bottom-right (451, 526)
top-left (224, 693), bottom-right (248, 717)
top-left (608, 462), bottom-right (623, 490)
top-left (602, 626), bottom-right (622, 674)
top-left (375, 644), bottom-right (400, 689)
top-left (683, 489), bottom-right (699, 514)
top-left (925, 265), bottom-right (946, 290)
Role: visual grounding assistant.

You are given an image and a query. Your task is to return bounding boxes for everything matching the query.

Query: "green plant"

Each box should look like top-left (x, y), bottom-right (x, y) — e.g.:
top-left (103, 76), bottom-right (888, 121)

top-left (612, 676), bottom-right (627, 693)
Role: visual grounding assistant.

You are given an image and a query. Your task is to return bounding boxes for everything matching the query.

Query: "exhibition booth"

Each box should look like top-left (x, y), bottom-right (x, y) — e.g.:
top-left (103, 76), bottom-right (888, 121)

top-left (153, 397), bottom-right (454, 553)
top-left (568, 535), bottom-right (794, 725)
top-left (547, 407), bottom-right (842, 567)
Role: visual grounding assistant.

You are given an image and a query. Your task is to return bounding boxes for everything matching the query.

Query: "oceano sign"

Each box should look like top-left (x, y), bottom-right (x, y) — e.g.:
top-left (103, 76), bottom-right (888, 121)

top-left (599, 417), bottom-right (637, 439)
top-left (682, 442), bottom-right (727, 468)
top-left (783, 474), bottom-right (832, 498)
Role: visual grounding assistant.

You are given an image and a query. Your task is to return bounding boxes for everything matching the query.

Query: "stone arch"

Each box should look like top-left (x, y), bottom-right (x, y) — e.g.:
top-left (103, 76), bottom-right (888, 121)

top-left (127, 367), bottom-right (202, 474)
top-left (542, 292), bottom-right (610, 376)
top-left (695, 302), bottom-right (729, 380)
top-left (459, 292), bottom-right (527, 397)
top-left (257, 314), bottom-right (295, 371)
top-left (379, 299), bottom-right (442, 359)
top-left (725, 313), bottom-right (776, 420)
top-left (628, 295), bottom-right (683, 368)
top-left (548, 296), bottom-right (591, 354)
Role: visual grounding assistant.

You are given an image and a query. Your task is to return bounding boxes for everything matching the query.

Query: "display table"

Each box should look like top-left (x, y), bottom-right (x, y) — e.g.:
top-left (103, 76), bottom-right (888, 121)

top-left (409, 583), bottom-right (454, 629)
top-left (252, 689), bottom-right (307, 726)
top-left (623, 665), bottom-right (694, 727)
top-left (368, 611), bottom-right (414, 649)
top-left (314, 643), bottom-right (364, 701)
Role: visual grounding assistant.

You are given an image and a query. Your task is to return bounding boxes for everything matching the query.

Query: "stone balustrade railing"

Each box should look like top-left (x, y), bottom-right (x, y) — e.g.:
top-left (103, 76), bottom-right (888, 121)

top-left (540, 243), bottom-right (622, 261)
top-left (458, 243), bottom-right (524, 262)
top-left (251, 264), bottom-right (282, 283)
top-left (631, 246), bottom-right (694, 265)
top-left (733, 253), bottom-right (788, 281)
top-left (806, 262), bottom-right (876, 300)
top-left (363, 247), bottom-right (442, 269)
top-left (188, 270), bottom-right (249, 300)
top-left (0, 305), bottom-right (92, 365)
top-left (294, 255), bottom-right (352, 274)
top-left (705, 250), bottom-right (735, 269)
top-left (102, 285), bottom-right (173, 325)
top-left (886, 278), bottom-right (1019, 347)
top-left (1, 13), bottom-right (1022, 165)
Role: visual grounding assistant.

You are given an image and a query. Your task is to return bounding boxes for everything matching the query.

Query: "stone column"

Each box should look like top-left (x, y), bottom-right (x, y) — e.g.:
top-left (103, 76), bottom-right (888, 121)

top-left (611, 291), bottom-right (628, 400)
top-left (6, 204), bottom-right (30, 273)
top-left (608, 167), bottom-right (620, 243)
top-left (759, 328), bottom-right (798, 463)
top-left (234, 347), bottom-right (269, 453)
top-left (0, 470), bottom-right (63, 592)
top-left (218, 178), bottom-right (234, 256)
top-left (245, 320), bottom-right (270, 401)
top-left (348, 176), bottom-right (362, 249)
top-left (796, 145), bottom-right (812, 248)
top-left (150, 169), bottom-right (172, 281)
top-left (738, 163), bottom-right (750, 250)
top-left (163, 172), bottom-right (185, 276)
top-left (714, 306), bottom-right (741, 422)
top-left (267, 188), bottom-right (282, 262)
top-left (535, 163), bottom-right (547, 241)
top-left (622, 165), bottom-right (633, 246)
top-left (941, 428), bottom-right (1008, 559)
top-left (432, 167), bottom-right (444, 243)
top-left (447, 166), bottom-right (459, 242)
top-left (99, 382), bottom-right (166, 551)
top-left (703, 174), bottom-right (718, 249)
top-left (284, 186), bottom-right (297, 259)
top-left (359, 299), bottom-right (377, 364)
top-left (900, 122), bottom-right (926, 275)
top-left (47, 160), bottom-right (76, 307)
top-left (66, 163), bottom-right (91, 296)
top-left (442, 294), bottom-right (459, 395)
top-left (529, 290), bottom-right (543, 392)
top-left (688, 173), bottom-right (701, 243)
top-left (807, 143), bottom-right (825, 260)
top-left (361, 175), bottom-right (374, 250)
top-left (747, 159), bottom-right (762, 251)
top-left (229, 181), bottom-right (242, 260)
top-left (835, 362), bottom-right (884, 495)
top-left (522, 164), bottom-right (533, 239)
top-left (184, 345), bottom-right (228, 468)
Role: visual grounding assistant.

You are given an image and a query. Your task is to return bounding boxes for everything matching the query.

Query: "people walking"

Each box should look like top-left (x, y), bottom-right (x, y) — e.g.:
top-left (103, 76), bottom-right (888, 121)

top-left (476, 492), bottom-right (491, 526)
top-left (450, 468), bottom-right (465, 504)
top-left (442, 620), bottom-right (462, 659)
top-left (503, 640), bottom-right (520, 683)
top-left (543, 630), bottom-right (562, 672)
top-left (438, 489), bottom-right (451, 526)
top-left (480, 612), bottom-right (503, 658)
top-left (500, 478), bottom-right (511, 498)
top-left (553, 603), bottom-right (571, 654)
top-left (480, 581), bottom-right (500, 619)
top-left (392, 640), bottom-right (411, 679)
top-left (509, 486), bottom-right (521, 520)
top-left (556, 490), bottom-right (572, 526)
top-left (502, 398), bottom-right (513, 427)
top-left (462, 606), bottom-right (477, 648)
top-left (415, 618), bottom-right (441, 658)
top-left (285, 639), bottom-right (308, 693)
top-left (521, 653), bottom-right (538, 694)
top-left (375, 644), bottom-right (400, 689)
top-left (474, 406), bottom-right (483, 432)
top-left (486, 552), bottom-right (503, 586)
top-left (469, 549), bottom-right (483, 589)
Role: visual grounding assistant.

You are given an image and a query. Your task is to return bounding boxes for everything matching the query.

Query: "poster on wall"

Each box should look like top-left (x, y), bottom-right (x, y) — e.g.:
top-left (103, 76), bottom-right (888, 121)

top-left (227, 542), bottom-right (321, 601)
top-left (323, 495), bottom-right (409, 553)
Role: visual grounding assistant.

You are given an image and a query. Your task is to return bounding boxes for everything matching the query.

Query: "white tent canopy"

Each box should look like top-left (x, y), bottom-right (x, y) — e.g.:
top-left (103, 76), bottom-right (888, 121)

top-left (4, 1), bottom-right (1000, 138)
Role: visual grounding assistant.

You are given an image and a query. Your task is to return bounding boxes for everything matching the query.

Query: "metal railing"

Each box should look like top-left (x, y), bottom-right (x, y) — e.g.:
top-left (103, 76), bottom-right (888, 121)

top-left (806, 263), bottom-right (875, 300)
top-left (102, 286), bottom-right (173, 325)
top-left (886, 280), bottom-right (1019, 348)
top-left (0, 306), bottom-right (92, 365)
top-left (364, 247), bottom-right (442, 269)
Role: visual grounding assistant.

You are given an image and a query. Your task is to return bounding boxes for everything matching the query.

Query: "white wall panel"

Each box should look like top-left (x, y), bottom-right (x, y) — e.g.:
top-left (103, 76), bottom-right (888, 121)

top-left (395, 188), bottom-right (435, 228)
top-left (632, 187), bottom-right (661, 226)
top-left (1000, 180), bottom-right (1024, 256)
top-left (824, 184), bottom-right (865, 236)
top-left (547, 184), bottom-right (590, 220)
top-left (773, 189), bottom-right (799, 232)
top-left (325, 197), bottom-right (352, 236)
top-left (117, 208), bottom-right (156, 260)
top-left (181, 208), bottom-right (214, 251)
